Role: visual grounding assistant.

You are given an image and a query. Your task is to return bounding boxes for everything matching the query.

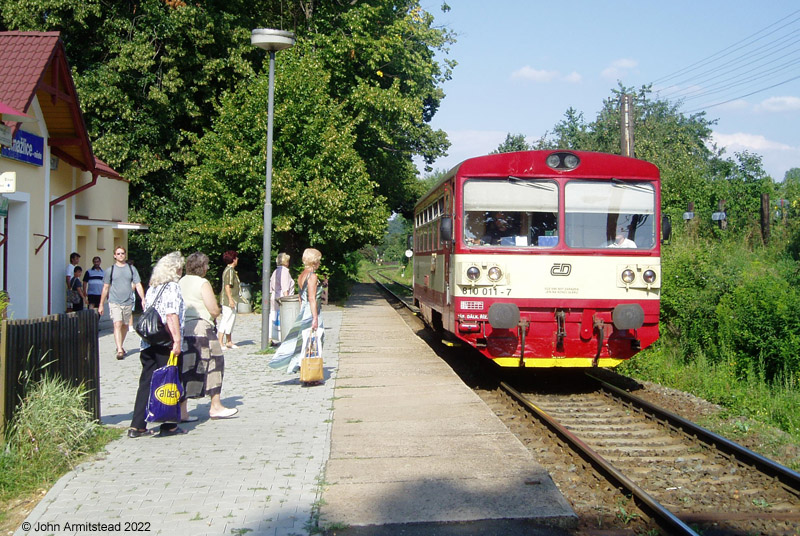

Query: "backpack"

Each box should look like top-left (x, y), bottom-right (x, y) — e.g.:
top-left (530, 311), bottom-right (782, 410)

top-left (68, 277), bottom-right (82, 304)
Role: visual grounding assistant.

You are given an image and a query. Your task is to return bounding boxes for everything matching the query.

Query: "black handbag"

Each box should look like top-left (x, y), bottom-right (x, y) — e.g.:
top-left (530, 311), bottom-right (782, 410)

top-left (135, 284), bottom-right (173, 347)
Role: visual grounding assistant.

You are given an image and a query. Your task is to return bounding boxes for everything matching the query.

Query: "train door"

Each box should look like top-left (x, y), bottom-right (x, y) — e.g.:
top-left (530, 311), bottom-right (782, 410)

top-left (440, 187), bottom-right (454, 331)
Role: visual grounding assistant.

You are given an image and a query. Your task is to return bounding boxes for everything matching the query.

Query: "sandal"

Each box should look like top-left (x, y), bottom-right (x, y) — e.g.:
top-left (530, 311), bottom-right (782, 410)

top-left (226, 343), bottom-right (239, 349)
top-left (127, 428), bottom-right (154, 438)
top-left (210, 407), bottom-right (239, 420)
top-left (116, 350), bottom-right (125, 360)
top-left (181, 416), bottom-right (199, 423)
top-left (159, 426), bottom-right (187, 437)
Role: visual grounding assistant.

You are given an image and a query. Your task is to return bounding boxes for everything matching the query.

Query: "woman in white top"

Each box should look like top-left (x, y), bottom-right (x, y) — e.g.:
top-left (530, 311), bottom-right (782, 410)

top-left (180, 252), bottom-right (238, 420)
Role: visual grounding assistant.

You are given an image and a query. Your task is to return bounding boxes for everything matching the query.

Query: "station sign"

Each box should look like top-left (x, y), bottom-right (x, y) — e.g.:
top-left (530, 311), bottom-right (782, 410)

top-left (1, 129), bottom-right (44, 166)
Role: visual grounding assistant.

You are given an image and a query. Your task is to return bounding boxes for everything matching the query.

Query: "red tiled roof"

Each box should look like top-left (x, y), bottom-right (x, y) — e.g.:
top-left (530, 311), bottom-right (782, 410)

top-left (0, 31), bottom-right (123, 180)
top-left (95, 158), bottom-right (124, 181)
top-left (0, 31), bottom-right (60, 114)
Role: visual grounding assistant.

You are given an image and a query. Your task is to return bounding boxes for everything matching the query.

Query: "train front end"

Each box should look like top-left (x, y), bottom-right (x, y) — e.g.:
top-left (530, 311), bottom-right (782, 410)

top-left (416, 150), bottom-right (662, 368)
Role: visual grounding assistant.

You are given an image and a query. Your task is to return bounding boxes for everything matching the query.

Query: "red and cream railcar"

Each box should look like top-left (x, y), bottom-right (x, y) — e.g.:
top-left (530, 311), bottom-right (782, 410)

top-left (412, 150), bottom-right (664, 368)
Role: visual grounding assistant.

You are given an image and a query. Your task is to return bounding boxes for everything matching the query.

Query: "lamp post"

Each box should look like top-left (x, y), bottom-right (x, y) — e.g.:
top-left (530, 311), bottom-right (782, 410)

top-left (251, 28), bottom-right (295, 350)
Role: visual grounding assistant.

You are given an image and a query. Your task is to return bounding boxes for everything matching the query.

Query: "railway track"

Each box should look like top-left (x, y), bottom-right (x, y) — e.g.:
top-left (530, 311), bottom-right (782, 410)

top-left (369, 268), bottom-right (416, 311)
top-left (491, 377), bottom-right (800, 535)
top-left (371, 274), bottom-right (800, 534)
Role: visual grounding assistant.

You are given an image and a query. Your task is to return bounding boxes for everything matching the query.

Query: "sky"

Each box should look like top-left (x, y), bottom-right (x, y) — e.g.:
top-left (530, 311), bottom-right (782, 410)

top-left (417, 1), bottom-right (800, 181)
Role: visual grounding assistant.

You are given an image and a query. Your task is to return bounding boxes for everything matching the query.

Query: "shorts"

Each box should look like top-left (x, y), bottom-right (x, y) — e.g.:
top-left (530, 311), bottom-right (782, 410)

top-left (109, 302), bottom-right (133, 324)
top-left (218, 305), bottom-right (237, 335)
top-left (88, 294), bottom-right (101, 307)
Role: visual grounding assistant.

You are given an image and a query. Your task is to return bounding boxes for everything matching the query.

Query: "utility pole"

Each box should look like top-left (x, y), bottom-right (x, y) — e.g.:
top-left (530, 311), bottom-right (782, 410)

top-left (620, 94), bottom-right (635, 157)
top-left (761, 193), bottom-right (770, 244)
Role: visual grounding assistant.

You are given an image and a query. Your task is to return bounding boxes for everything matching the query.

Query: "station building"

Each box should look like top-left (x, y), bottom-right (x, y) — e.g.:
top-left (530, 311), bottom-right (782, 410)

top-left (0, 31), bottom-right (145, 320)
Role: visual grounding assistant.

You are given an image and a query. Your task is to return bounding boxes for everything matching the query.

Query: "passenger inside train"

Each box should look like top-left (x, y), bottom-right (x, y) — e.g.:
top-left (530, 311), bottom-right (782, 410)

top-left (464, 210), bottom-right (558, 247)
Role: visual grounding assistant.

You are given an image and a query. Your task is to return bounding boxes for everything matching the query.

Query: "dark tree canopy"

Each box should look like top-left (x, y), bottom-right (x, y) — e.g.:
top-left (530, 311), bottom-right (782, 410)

top-left (1, 0), bottom-right (455, 282)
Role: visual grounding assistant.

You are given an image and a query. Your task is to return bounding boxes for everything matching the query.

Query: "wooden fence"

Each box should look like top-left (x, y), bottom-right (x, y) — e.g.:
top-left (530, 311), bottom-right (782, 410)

top-left (0, 309), bottom-right (100, 431)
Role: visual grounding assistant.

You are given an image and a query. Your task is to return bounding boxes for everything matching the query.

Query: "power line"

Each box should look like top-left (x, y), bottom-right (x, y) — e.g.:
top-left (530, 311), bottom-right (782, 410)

top-left (658, 31), bottom-right (800, 99)
top-left (652, 9), bottom-right (800, 112)
top-left (685, 73), bottom-right (800, 114)
top-left (652, 9), bottom-right (800, 85)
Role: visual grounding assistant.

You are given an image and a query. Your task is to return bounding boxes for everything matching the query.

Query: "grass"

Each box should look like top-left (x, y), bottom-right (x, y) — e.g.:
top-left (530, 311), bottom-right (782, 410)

top-left (619, 342), bottom-right (800, 470)
top-left (0, 375), bottom-right (121, 530)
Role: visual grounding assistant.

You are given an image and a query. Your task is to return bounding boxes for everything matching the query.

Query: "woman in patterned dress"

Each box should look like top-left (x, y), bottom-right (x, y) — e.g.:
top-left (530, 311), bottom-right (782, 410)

top-left (179, 252), bottom-right (238, 420)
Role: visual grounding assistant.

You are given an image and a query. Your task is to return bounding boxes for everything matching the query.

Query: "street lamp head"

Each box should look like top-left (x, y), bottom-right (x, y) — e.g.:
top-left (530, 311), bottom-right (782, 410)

top-left (251, 28), bottom-right (296, 52)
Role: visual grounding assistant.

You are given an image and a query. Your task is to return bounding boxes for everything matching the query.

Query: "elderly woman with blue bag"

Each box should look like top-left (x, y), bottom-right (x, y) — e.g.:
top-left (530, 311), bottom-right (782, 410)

top-left (128, 251), bottom-right (187, 438)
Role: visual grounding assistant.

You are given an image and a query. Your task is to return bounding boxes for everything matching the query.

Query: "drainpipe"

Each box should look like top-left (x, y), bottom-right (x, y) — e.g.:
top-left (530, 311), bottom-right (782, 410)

top-left (46, 171), bottom-right (99, 314)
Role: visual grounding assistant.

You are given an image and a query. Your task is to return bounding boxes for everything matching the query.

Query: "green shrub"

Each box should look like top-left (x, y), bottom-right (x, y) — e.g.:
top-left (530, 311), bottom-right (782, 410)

top-left (716, 263), bottom-right (800, 381)
top-left (661, 231), bottom-right (800, 380)
top-left (0, 376), bottom-right (99, 499)
top-left (660, 234), bottom-right (740, 362)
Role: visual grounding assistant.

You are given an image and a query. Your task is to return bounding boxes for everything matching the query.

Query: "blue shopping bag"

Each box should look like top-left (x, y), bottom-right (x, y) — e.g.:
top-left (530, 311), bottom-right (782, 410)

top-left (145, 352), bottom-right (184, 423)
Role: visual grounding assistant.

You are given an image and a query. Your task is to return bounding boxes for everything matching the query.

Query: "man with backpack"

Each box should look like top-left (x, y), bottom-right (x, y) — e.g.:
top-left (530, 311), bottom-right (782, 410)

top-left (99, 246), bottom-right (146, 359)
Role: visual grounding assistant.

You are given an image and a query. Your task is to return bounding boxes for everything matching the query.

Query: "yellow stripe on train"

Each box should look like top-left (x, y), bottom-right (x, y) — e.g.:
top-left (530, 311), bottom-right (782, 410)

top-left (493, 357), bottom-right (626, 368)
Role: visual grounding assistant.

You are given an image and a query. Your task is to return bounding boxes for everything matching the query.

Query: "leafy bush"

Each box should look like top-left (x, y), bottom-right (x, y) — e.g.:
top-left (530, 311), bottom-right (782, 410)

top-left (660, 233), bottom-right (735, 363)
top-left (716, 262), bottom-right (800, 381)
top-left (661, 230), bottom-right (800, 380)
top-left (0, 376), bottom-right (99, 499)
top-left (629, 225), bottom-right (800, 443)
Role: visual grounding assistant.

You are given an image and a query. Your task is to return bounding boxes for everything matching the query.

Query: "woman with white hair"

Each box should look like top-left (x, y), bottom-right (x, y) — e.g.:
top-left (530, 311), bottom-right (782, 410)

top-left (128, 251), bottom-right (187, 438)
top-left (269, 252), bottom-right (295, 345)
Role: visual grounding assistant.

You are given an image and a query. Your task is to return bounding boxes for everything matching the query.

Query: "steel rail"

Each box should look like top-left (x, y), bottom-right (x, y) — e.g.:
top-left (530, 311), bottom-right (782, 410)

top-left (370, 267), bottom-right (413, 293)
top-left (368, 269), bottom-right (418, 314)
top-left (586, 372), bottom-right (800, 496)
top-left (498, 380), bottom-right (700, 536)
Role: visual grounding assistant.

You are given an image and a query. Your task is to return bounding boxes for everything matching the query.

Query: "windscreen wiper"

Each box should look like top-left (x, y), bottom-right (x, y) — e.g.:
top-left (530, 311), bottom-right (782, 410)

top-left (507, 176), bottom-right (556, 191)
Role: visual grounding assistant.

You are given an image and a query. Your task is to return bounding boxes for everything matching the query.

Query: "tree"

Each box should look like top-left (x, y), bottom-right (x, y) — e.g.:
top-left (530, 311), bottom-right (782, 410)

top-left (707, 151), bottom-right (770, 235)
top-left (549, 107), bottom-right (589, 149)
top-left (305, 2), bottom-right (454, 217)
top-left (1, 0), bottom-right (455, 274)
top-left (781, 168), bottom-right (800, 217)
top-left (155, 48), bottom-right (389, 282)
top-left (491, 133), bottom-right (529, 154)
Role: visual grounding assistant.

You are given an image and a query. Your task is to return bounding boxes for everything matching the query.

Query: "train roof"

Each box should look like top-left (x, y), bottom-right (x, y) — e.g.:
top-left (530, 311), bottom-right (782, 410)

top-left (416, 150), bottom-right (660, 209)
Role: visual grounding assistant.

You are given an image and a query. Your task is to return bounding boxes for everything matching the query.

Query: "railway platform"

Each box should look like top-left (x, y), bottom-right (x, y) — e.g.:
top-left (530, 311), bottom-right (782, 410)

top-left (319, 284), bottom-right (576, 533)
top-left (14, 283), bottom-right (575, 536)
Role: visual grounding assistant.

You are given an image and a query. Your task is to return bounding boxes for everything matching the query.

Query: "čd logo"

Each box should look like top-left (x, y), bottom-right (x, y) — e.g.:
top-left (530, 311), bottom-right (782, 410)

top-left (155, 384), bottom-right (180, 406)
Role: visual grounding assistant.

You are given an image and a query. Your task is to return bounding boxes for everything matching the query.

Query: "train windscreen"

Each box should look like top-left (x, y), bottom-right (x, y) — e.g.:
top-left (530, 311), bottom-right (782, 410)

top-left (564, 180), bottom-right (656, 249)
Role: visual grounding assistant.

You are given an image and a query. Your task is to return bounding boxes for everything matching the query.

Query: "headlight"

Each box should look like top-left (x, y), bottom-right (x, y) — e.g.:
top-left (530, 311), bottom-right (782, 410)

top-left (621, 269), bottom-right (635, 284)
top-left (546, 152), bottom-right (580, 170)
top-left (466, 266), bottom-right (481, 281)
top-left (487, 266), bottom-right (503, 282)
top-left (563, 154), bottom-right (580, 169)
top-left (643, 269), bottom-right (657, 284)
